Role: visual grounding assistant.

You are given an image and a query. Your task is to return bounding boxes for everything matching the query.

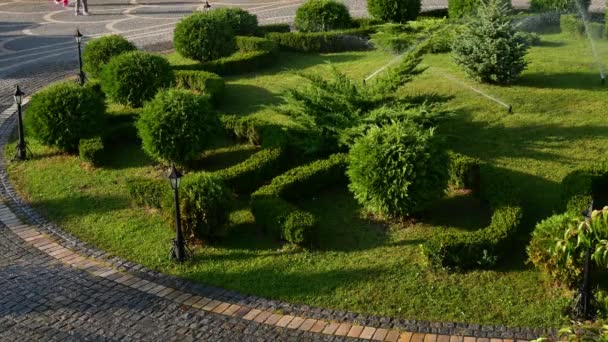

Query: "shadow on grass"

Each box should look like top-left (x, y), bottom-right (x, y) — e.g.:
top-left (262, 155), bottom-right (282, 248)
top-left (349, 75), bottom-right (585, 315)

top-left (422, 190), bottom-right (492, 232)
top-left (535, 40), bottom-right (566, 48)
top-left (517, 71), bottom-right (605, 90)
top-left (30, 194), bottom-right (129, 221)
top-left (101, 144), bottom-right (156, 170)
top-left (219, 83), bottom-right (282, 116)
top-left (191, 144), bottom-right (260, 172)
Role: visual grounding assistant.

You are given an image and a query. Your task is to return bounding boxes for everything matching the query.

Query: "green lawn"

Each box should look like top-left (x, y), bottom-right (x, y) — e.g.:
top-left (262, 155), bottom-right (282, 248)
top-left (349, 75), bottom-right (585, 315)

top-left (11, 33), bottom-right (608, 327)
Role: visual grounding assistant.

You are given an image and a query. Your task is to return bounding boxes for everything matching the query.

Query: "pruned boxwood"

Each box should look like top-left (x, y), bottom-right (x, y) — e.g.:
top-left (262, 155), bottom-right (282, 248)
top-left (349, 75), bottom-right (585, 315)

top-left (173, 70), bottom-right (225, 101)
top-left (447, 151), bottom-right (480, 191)
top-left (251, 153), bottom-right (348, 245)
top-left (26, 81), bottom-right (105, 152)
top-left (220, 114), bottom-right (297, 148)
top-left (368, 0), bottom-right (421, 23)
top-left (78, 137), bottom-right (104, 166)
top-left (294, 0), bottom-right (352, 32)
top-left (561, 160), bottom-right (608, 215)
top-left (267, 28), bottom-right (373, 53)
top-left (258, 23), bottom-right (291, 35)
top-left (423, 155), bottom-right (523, 270)
top-left (174, 12), bottom-right (237, 62)
top-left (175, 50), bottom-right (278, 76)
top-left (83, 35), bottom-right (136, 78)
top-left (126, 178), bottom-right (167, 208)
top-left (236, 36), bottom-right (278, 53)
top-left (211, 7), bottom-right (259, 36)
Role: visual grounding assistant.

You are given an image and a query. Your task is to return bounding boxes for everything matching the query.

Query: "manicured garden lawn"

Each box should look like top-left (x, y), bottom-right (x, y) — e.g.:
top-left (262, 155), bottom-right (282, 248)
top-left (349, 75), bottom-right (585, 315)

top-left (12, 32), bottom-right (608, 327)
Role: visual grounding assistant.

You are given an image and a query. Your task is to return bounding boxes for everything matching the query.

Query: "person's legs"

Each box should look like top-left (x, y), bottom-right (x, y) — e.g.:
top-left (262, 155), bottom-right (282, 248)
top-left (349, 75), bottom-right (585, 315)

top-left (81, 0), bottom-right (88, 14)
top-left (74, 0), bottom-right (79, 15)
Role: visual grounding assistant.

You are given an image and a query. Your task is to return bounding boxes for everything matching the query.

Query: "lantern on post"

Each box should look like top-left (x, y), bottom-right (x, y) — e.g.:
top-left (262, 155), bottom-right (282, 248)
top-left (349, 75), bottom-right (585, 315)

top-left (13, 85), bottom-right (26, 161)
top-left (168, 164), bottom-right (186, 262)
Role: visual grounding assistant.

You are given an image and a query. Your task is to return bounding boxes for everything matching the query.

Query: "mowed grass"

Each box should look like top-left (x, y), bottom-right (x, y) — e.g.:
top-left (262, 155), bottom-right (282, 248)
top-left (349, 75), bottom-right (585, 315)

top-left (10, 34), bottom-right (607, 327)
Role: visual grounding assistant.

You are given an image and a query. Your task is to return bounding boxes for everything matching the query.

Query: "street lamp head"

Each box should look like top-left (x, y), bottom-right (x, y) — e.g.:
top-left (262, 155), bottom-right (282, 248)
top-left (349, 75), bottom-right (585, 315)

top-left (75, 29), bottom-right (83, 43)
top-left (13, 85), bottom-right (24, 106)
top-left (168, 164), bottom-right (182, 190)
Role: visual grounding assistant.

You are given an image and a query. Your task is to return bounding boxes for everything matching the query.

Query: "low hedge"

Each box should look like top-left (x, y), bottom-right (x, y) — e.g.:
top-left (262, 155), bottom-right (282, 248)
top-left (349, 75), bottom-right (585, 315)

top-left (212, 147), bottom-right (287, 193)
top-left (173, 70), bottom-right (225, 101)
top-left (126, 178), bottom-right (167, 209)
top-left (560, 14), bottom-right (584, 37)
top-left (266, 28), bottom-right (374, 53)
top-left (174, 50), bottom-right (278, 76)
top-left (236, 36), bottom-right (278, 52)
top-left (561, 160), bottom-right (608, 215)
top-left (251, 153), bottom-right (348, 245)
top-left (423, 153), bottom-right (523, 270)
top-left (220, 114), bottom-right (290, 147)
top-left (78, 137), bottom-right (104, 166)
top-left (447, 152), bottom-right (480, 191)
top-left (258, 23), bottom-right (291, 35)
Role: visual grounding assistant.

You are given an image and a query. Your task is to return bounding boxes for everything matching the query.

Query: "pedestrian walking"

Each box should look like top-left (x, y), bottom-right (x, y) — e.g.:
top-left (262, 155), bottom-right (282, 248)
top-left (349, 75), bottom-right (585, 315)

top-left (54, 0), bottom-right (68, 7)
top-left (75, 0), bottom-right (88, 16)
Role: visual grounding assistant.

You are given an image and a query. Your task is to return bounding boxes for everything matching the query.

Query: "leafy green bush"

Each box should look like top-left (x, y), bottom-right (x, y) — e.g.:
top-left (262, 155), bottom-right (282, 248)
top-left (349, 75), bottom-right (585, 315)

top-left (251, 153), bottom-right (348, 245)
top-left (212, 147), bottom-right (287, 193)
top-left (561, 160), bottom-right (608, 214)
top-left (447, 151), bottom-right (480, 191)
top-left (210, 7), bottom-right (258, 36)
top-left (258, 23), bottom-right (291, 35)
top-left (560, 14), bottom-right (585, 36)
top-left (175, 50), bottom-right (277, 76)
top-left (267, 28), bottom-right (373, 53)
top-left (368, 0), bottom-right (421, 23)
top-left (26, 81), bottom-right (105, 152)
top-left (137, 89), bottom-right (219, 166)
top-left (347, 121), bottom-right (448, 217)
top-left (528, 212), bottom-right (582, 287)
top-left (235, 36), bottom-right (278, 52)
top-left (514, 31), bottom-right (542, 47)
top-left (82, 35), bottom-right (136, 78)
top-left (126, 178), bottom-right (167, 208)
top-left (173, 70), bottom-right (225, 101)
top-left (78, 137), bottom-right (104, 166)
top-left (294, 0), bottom-right (352, 32)
top-left (448, 0), bottom-right (480, 18)
top-left (452, 0), bottom-right (528, 84)
top-left (220, 114), bottom-right (292, 147)
top-left (175, 173), bottom-right (233, 242)
top-left (101, 51), bottom-right (173, 107)
top-left (174, 12), bottom-right (236, 62)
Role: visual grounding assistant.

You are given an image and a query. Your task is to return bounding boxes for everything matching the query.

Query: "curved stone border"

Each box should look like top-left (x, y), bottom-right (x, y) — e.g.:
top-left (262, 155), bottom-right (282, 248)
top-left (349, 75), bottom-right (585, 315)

top-left (0, 104), bottom-right (553, 341)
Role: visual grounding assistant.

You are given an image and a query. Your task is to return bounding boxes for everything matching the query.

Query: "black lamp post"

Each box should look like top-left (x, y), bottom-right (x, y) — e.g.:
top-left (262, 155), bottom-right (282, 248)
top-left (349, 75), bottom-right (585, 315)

top-left (203, 0), bottom-right (211, 12)
top-left (168, 164), bottom-right (186, 262)
top-left (577, 200), bottom-right (594, 319)
top-left (13, 85), bottom-right (26, 161)
top-left (75, 29), bottom-right (85, 86)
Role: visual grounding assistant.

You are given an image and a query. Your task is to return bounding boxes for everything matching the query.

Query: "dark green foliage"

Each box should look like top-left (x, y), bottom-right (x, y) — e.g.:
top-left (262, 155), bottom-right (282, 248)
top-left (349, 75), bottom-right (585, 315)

top-left (423, 162), bottom-right (523, 270)
top-left (137, 89), bottom-right (219, 166)
top-left (175, 50), bottom-right (277, 76)
top-left (103, 107), bottom-right (139, 145)
top-left (294, 0), bottom-right (352, 32)
top-left (371, 20), bottom-right (462, 54)
top-left (527, 212), bottom-right (582, 287)
top-left (220, 114), bottom-right (292, 147)
top-left (176, 173), bottom-right (233, 242)
top-left (258, 23), bottom-right (291, 35)
top-left (235, 36), bottom-right (278, 52)
top-left (251, 153), bottom-right (348, 245)
top-left (351, 17), bottom-right (384, 28)
top-left (447, 151), bottom-right (480, 191)
top-left (588, 22), bottom-right (604, 39)
top-left (347, 122), bottom-right (448, 217)
top-left (267, 28), bottom-right (373, 53)
top-left (212, 147), bottom-right (287, 193)
top-left (26, 81), bottom-right (105, 152)
top-left (560, 14), bottom-right (585, 37)
top-left (210, 7), bottom-right (259, 36)
top-left (78, 137), bottom-right (104, 166)
top-left (514, 31), bottom-right (542, 47)
top-left (100, 51), bottom-right (174, 107)
top-left (530, 0), bottom-right (590, 13)
top-left (561, 160), bottom-right (608, 214)
top-left (448, 0), bottom-right (480, 18)
top-left (367, 0), bottom-right (421, 23)
top-left (173, 70), bottom-right (225, 101)
top-left (452, 0), bottom-right (528, 84)
top-left (82, 35), bottom-right (136, 78)
top-left (173, 12), bottom-right (237, 62)
top-left (126, 178), bottom-right (167, 208)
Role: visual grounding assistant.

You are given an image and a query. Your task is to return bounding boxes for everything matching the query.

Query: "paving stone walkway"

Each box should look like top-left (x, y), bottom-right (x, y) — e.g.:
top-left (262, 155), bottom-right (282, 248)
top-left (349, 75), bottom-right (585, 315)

top-left (0, 0), bottom-right (572, 340)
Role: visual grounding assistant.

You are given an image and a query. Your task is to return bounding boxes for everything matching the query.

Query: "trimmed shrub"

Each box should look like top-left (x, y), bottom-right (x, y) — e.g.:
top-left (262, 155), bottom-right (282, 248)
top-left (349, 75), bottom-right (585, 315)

top-left (452, 0), bottom-right (528, 84)
top-left (347, 122), bottom-right (449, 218)
top-left (173, 70), bottom-right (225, 101)
top-left (514, 31), bottom-right (542, 47)
top-left (212, 147), bottom-right (287, 193)
top-left (251, 153), bottom-right (348, 245)
top-left (560, 14), bottom-right (585, 36)
top-left (126, 178), bottom-right (167, 208)
top-left (294, 0), bottom-right (352, 32)
top-left (210, 7), bottom-right (258, 36)
top-left (447, 152), bottom-right (480, 191)
top-left (267, 28), bottom-right (373, 53)
top-left (175, 50), bottom-right (278, 76)
top-left (101, 51), bottom-right (173, 107)
top-left (368, 0), bottom-right (421, 23)
top-left (137, 89), bottom-right (220, 166)
top-left (82, 35), bottom-right (136, 78)
top-left (561, 160), bottom-right (608, 214)
top-left (351, 17), bottom-right (384, 28)
top-left (448, 0), bottom-right (480, 18)
top-left (26, 81), bottom-right (105, 152)
top-left (174, 12), bottom-right (237, 62)
top-left (175, 173), bottom-right (232, 241)
top-left (220, 114), bottom-right (291, 147)
top-left (258, 23), bottom-right (291, 35)
top-left (236, 36), bottom-right (278, 52)
top-left (527, 212), bottom-right (582, 287)
top-left (78, 137), bottom-right (104, 166)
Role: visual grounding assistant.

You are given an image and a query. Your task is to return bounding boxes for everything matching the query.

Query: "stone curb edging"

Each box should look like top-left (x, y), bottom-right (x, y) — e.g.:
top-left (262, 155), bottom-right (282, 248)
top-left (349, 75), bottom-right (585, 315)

top-left (0, 101), bottom-right (554, 341)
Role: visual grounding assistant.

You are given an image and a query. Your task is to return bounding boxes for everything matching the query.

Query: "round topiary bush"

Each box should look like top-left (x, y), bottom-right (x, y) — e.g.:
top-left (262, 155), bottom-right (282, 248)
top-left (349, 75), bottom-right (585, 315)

top-left (294, 0), bottom-right (352, 32)
top-left (210, 7), bottom-right (259, 36)
top-left (100, 51), bottom-right (173, 107)
top-left (347, 121), bottom-right (448, 218)
top-left (82, 35), bottom-right (136, 78)
top-left (368, 0), bottom-right (421, 23)
top-left (26, 81), bottom-right (105, 152)
top-left (137, 89), bottom-right (220, 166)
top-left (174, 12), bottom-right (237, 62)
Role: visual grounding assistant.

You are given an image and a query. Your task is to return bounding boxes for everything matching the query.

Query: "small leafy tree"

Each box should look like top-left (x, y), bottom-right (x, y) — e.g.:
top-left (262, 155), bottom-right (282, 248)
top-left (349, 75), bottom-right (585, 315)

top-left (452, 0), bottom-right (528, 84)
top-left (294, 0), bottom-right (352, 32)
top-left (368, 0), bottom-right (421, 23)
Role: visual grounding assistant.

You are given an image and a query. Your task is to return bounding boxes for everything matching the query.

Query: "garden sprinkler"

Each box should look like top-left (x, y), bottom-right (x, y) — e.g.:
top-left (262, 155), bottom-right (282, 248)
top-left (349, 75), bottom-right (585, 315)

top-left (507, 105), bottom-right (513, 114)
top-left (601, 75), bottom-right (605, 86)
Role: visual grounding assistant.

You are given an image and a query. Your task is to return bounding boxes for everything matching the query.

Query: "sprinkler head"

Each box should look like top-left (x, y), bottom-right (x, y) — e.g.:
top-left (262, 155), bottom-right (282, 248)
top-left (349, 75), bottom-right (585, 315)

top-left (508, 105), bottom-right (513, 114)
